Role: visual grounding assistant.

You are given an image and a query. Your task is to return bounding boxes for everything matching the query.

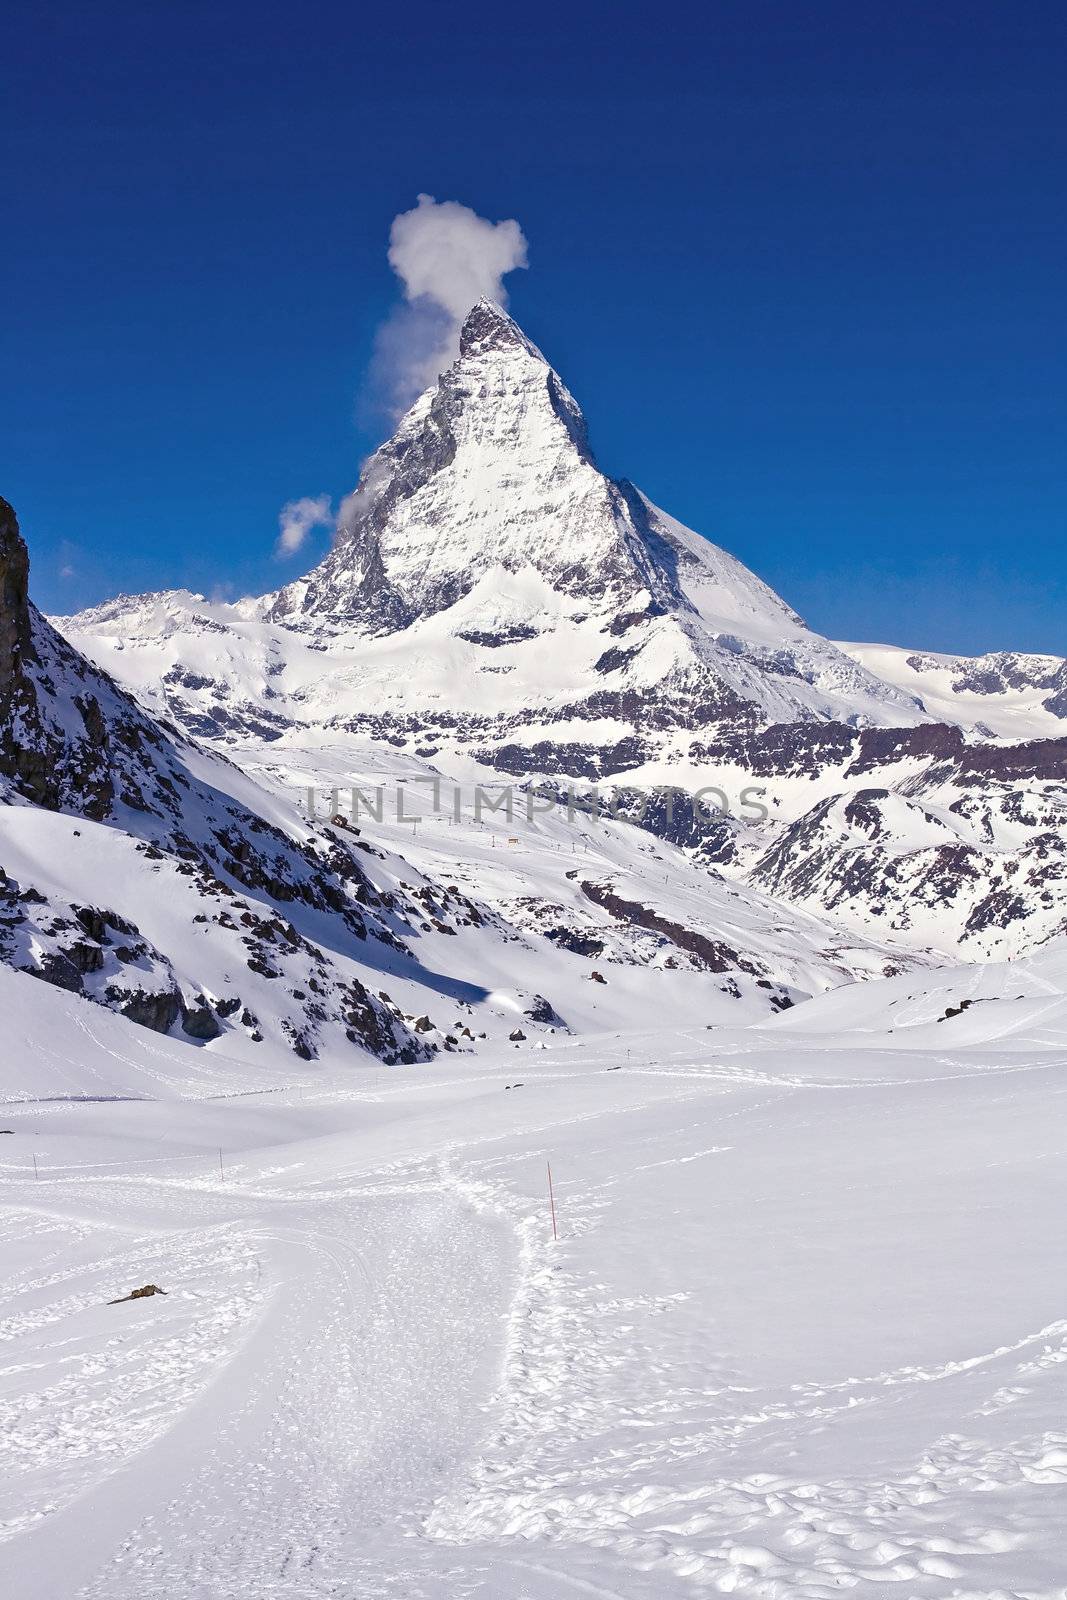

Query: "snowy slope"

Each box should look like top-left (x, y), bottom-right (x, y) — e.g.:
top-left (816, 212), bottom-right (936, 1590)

top-left (2, 942), bottom-right (1067, 1596)
top-left (770, 934), bottom-right (1067, 1044)
top-left (0, 962), bottom-right (302, 1101)
top-left (838, 639), bottom-right (1067, 742)
top-left (744, 777), bottom-right (1067, 959)
top-left (238, 733), bottom-right (927, 990)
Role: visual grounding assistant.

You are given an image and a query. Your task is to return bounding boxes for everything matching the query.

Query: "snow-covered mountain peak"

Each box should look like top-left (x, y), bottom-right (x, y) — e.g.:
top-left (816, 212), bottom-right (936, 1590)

top-left (250, 304), bottom-right (928, 741)
top-left (62, 304), bottom-right (937, 764)
top-left (264, 297), bottom-right (671, 631)
top-left (458, 296), bottom-right (548, 361)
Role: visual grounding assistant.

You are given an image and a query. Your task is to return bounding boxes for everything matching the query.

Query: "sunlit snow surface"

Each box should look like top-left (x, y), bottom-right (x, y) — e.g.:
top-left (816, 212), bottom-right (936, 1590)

top-left (12, 302), bottom-right (1067, 1592)
top-left (2, 946), bottom-right (1067, 1599)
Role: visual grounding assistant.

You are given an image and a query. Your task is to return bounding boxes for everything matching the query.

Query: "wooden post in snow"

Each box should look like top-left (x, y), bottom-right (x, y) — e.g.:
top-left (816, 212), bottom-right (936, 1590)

top-left (547, 1161), bottom-right (558, 1242)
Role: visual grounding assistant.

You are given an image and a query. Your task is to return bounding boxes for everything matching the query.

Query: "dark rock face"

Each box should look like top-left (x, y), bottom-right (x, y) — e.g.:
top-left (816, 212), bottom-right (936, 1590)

top-left (460, 298), bottom-right (546, 362)
top-left (1041, 668), bottom-right (1067, 718)
top-left (523, 993), bottom-right (559, 1024)
top-left (107, 986), bottom-right (183, 1033)
top-left (0, 870), bottom-right (188, 1035)
top-left (594, 644), bottom-right (645, 675)
top-left (681, 719), bottom-right (1067, 788)
top-left (842, 790), bottom-right (894, 838)
top-left (1, 507), bottom-right (101, 810)
top-left (486, 737), bottom-right (651, 781)
top-left (0, 497), bottom-right (32, 696)
top-left (544, 927), bottom-right (605, 958)
top-left (953, 737), bottom-right (1067, 784)
top-left (34, 949), bottom-right (84, 992)
top-left (0, 498), bottom-right (88, 811)
top-left (181, 996), bottom-right (221, 1040)
top-left (580, 881), bottom-right (760, 977)
top-left (607, 787), bottom-right (742, 860)
top-left (456, 625), bottom-right (540, 648)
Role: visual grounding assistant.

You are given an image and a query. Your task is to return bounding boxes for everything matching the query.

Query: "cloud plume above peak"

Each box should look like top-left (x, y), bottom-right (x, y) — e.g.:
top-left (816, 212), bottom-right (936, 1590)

top-left (388, 194), bottom-right (528, 322)
top-left (373, 194), bottom-right (528, 414)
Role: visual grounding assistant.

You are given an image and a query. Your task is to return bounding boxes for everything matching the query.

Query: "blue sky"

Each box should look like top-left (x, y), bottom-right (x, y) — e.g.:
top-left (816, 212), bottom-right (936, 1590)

top-left (3, 1), bottom-right (1065, 652)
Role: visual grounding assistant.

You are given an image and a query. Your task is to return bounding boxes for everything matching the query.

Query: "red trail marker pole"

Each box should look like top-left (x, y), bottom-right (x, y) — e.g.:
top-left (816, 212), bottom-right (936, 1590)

top-left (547, 1161), bottom-right (558, 1242)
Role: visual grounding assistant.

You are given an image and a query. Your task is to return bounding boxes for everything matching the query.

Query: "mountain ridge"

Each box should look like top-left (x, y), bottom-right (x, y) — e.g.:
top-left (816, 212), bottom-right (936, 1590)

top-left (46, 301), bottom-right (1067, 961)
top-left (4, 493), bottom-right (903, 1063)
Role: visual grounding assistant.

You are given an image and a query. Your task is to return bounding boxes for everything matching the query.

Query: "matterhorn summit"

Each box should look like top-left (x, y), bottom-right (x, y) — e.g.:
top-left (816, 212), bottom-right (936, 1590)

top-left (267, 296), bottom-right (695, 631)
top-left (54, 300), bottom-right (1067, 959)
top-left (258, 296), bottom-right (921, 741)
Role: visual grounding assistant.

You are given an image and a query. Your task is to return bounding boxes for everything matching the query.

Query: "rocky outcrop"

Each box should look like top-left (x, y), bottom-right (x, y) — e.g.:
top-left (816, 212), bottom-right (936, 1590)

top-left (581, 880), bottom-right (761, 977)
top-left (0, 497), bottom-right (32, 694)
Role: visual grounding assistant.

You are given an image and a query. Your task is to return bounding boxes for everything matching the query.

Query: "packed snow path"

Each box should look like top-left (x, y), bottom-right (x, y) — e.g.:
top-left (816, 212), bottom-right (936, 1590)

top-left (3, 993), bottom-right (1067, 1596)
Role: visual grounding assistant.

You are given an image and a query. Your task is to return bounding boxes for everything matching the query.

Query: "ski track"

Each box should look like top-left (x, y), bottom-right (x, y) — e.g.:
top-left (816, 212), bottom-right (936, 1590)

top-left (1, 1041), bottom-right (1067, 1597)
top-left (0, 1161), bottom-right (515, 1600)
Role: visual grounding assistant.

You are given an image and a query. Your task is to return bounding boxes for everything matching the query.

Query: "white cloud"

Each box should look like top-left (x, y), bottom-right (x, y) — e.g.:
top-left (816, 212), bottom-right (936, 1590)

top-left (373, 194), bottom-right (528, 413)
top-left (276, 494), bottom-right (333, 558)
top-left (388, 193), bottom-right (528, 323)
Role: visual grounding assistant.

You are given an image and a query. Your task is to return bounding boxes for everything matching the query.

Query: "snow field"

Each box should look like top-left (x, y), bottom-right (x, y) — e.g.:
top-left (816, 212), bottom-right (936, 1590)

top-left (3, 956), bottom-right (1067, 1596)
